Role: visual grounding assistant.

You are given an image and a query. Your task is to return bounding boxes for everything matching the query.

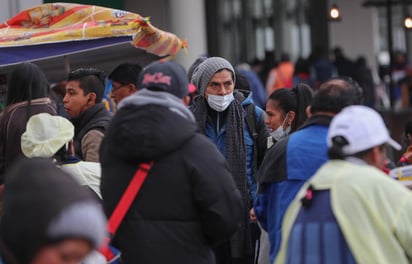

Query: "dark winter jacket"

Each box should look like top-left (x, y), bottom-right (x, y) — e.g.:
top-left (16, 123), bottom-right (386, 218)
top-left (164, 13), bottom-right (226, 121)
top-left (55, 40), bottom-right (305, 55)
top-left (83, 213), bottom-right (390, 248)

top-left (71, 103), bottom-right (112, 161)
top-left (0, 98), bottom-right (56, 183)
top-left (100, 89), bottom-right (242, 264)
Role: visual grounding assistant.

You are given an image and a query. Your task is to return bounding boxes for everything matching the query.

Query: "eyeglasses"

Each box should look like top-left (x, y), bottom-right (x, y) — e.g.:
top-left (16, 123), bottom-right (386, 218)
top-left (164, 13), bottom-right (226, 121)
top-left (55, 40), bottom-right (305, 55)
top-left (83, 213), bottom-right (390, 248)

top-left (111, 84), bottom-right (128, 92)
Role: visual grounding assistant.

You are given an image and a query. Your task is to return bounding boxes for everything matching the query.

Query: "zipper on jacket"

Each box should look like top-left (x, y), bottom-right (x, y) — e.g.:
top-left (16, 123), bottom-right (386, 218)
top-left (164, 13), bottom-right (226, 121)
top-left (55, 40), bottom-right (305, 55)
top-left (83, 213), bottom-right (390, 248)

top-left (217, 112), bottom-right (220, 133)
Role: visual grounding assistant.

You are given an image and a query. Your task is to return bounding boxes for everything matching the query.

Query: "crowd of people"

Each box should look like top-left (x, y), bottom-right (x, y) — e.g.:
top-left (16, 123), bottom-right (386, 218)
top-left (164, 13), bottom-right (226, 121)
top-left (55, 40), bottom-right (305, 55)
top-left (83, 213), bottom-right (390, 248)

top-left (0, 51), bottom-right (411, 264)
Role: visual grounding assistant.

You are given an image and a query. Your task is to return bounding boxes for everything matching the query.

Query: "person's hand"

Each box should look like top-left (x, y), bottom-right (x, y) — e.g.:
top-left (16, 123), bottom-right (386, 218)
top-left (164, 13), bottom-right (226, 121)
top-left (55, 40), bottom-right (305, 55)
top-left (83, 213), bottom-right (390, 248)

top-left (250, 208), bottom-right (258, 223)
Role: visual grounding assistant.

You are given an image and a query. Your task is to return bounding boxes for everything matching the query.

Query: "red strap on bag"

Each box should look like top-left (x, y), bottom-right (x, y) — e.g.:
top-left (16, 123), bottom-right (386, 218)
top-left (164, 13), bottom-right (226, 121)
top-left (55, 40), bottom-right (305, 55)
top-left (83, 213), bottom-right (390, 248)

top-left (99, 162), bottom-right (154, 260)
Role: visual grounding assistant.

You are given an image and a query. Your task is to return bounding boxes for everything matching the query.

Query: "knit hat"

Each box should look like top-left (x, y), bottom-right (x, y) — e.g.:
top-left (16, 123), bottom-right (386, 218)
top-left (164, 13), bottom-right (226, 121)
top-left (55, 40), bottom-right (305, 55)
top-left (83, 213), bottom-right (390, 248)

top-left (137, 60), bottom-right (189, 99)
top-left (0, 158), bottom-right (106, 263)
top-left (187, 56), bottom-right (207, 81)
top-left (191, 57), bottom-right (236, 96)
top-left (21, 113), bottom-right (74, 158)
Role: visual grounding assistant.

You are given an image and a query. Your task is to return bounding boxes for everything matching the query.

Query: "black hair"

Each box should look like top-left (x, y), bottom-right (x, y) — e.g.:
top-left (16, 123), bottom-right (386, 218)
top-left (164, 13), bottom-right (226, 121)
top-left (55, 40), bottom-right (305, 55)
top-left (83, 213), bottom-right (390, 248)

top-left (54, 145), bottom-right (69, 164)
top-left (328, 136), bottom-right (349, 160)
top-left (294, 57), bottom-right (311, 75)
top-left (310, 76), bottom-right (362, 114)
top-left (268, 83), bottom-right (313, 131)
top-left (108, 63), bottom-right (142, 87)
top-left (67, 68), bottom-right (106, 102)
top-left (6, 62), bottom-right (50, 106)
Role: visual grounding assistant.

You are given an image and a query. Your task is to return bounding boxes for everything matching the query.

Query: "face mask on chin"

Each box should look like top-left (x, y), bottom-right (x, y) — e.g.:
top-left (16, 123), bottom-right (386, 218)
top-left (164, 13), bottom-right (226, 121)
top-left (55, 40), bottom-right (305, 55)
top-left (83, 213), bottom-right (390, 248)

top-left (207, 93), bottom-right (235, 112)
top-left (270, 113), bottom-right (292, 141)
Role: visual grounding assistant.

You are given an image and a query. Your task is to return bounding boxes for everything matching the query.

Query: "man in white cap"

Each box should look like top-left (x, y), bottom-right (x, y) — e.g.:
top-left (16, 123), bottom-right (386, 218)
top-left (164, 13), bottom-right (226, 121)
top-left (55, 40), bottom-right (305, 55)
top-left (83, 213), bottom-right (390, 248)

top-left (274, 105), bottom-right (412, 264)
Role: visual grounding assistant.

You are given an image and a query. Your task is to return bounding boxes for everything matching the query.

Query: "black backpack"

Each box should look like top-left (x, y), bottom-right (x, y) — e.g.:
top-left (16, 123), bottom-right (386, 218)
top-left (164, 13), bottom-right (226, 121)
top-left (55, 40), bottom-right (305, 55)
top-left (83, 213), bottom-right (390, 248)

top-left (244, 103), bottom-right (269, 176)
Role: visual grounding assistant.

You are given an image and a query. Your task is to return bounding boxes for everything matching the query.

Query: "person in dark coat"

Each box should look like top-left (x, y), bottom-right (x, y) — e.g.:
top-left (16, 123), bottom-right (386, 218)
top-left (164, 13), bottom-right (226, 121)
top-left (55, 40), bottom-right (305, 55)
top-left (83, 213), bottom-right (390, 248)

top-left (0, 158), bottom-right (106, 264)
top-left (64, 68), bottom-right (112, 162)
top-left (333, 46), bottom-right (355, 78)
top-left (100, 60), bottom-right (242, 264)
top-left (190, 57), bottom-right (270, 264)
top-left (0, 62), bottom-right (56, 184)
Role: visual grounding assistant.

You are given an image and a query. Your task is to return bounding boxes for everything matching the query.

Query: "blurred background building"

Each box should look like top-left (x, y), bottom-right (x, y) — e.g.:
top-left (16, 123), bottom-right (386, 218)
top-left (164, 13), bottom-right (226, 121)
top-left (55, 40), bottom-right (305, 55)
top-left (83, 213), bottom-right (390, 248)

top-left (2, 0), bottom-right (411, 75)
top-left (2, 0), bottom-right (412, 80)
top-left (2, 0), bottom-right (412, 159)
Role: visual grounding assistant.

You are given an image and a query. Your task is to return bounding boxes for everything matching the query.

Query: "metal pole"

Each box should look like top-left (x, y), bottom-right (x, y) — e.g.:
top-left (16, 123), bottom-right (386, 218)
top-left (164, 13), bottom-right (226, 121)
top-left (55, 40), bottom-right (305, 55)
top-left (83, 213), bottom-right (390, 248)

top-left (63, 55), bottom-right (71, 75)
top-left (297, 0), bottom-right (304, 58)
top-left (387, 0), bottom-right (395, 108)
top-left (9, 0), bottom-right (19, 17)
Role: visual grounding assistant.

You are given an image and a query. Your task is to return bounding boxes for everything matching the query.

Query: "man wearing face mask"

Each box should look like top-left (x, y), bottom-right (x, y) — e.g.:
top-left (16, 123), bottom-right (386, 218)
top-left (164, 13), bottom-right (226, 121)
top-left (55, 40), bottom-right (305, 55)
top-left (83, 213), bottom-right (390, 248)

top-left (190, 57), bottom-right (269, 264)
top-left (255, 77), bottom-right (363, 263)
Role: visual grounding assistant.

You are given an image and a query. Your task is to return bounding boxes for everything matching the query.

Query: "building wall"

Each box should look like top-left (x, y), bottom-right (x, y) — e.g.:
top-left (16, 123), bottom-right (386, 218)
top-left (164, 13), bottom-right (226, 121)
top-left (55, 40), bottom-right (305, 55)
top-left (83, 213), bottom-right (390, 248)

top-left (0, 0), bottom-right (382, 77)
top-left (329, 0), bottom-right (380, 79)
top-left (125, 0), bottom-right (207, 70)
top-left (0, 0), bottom-right (42, 22)
top-left (167, 0), bottom-right (207, 70)
top-left (125, 0), bottom-right (169, 31)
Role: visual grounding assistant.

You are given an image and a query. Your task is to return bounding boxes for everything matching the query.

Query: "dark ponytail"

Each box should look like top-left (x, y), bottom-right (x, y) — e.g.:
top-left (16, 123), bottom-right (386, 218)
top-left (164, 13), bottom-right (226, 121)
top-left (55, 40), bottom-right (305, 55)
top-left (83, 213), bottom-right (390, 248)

top-left (328, 136), bottom-right (349, 160)
top-left (292, 83), bottom-right (314, 130)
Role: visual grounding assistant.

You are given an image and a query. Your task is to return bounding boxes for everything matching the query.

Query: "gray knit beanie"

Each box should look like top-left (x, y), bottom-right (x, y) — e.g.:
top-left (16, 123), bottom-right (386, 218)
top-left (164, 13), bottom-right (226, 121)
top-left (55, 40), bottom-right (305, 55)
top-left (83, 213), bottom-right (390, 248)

top-left (187, 56), bottom-right (207, 81)
top-left (190, 57), bottom-right (236, 96)
top-left (47, 202), bottom-right (106, 248)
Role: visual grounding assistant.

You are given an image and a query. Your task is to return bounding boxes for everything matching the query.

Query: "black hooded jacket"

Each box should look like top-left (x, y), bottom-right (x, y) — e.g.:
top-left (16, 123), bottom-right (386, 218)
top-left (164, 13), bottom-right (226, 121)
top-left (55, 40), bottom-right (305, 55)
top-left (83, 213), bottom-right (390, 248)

top-left (100, 90), bottom-right (242, 264)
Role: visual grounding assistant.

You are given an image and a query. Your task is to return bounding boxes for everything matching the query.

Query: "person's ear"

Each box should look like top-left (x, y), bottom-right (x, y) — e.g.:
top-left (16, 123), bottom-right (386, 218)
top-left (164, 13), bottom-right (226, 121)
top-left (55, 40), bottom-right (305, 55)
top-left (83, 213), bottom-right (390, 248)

top-left (288, 111), bottom-right (296, 125)
top-left (306, 106), bottom-right (312, 118)
top-left (87, 93), bottom-right (97, 104)
top-left (369, 146), bottom-right (384, 169)
top-left (128, 84), bottom-right (138, 94)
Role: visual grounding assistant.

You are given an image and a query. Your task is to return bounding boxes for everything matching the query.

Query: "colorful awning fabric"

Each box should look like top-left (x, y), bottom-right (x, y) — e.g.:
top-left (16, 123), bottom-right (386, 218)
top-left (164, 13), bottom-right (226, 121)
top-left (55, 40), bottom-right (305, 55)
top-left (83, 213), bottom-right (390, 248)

top-left (0, 3), bottom-right (186, 65)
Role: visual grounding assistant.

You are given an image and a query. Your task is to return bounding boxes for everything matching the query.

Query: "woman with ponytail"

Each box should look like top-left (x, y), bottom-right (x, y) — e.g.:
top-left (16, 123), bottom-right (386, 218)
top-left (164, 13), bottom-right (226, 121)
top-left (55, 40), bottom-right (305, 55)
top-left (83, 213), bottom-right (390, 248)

top-left (264, 83), bottom-right (313, 147)
top-left (253, 83), bottom-right (313, 263)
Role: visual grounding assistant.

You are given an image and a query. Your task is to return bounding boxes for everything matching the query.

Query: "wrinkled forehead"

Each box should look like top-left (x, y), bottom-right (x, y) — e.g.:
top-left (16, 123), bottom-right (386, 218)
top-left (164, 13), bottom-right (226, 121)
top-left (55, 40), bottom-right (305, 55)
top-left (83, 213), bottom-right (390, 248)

top-left (210, 69), bottom-right (235, 81)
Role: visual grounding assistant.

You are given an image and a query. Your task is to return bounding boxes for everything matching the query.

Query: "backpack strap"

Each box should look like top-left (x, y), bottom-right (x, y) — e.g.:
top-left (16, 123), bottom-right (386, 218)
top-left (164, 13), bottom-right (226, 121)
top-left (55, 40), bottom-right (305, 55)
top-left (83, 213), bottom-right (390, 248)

top-left (99, 161), bottom-right (154, 260)
top-left (245, 104), bottom-right (259, 176)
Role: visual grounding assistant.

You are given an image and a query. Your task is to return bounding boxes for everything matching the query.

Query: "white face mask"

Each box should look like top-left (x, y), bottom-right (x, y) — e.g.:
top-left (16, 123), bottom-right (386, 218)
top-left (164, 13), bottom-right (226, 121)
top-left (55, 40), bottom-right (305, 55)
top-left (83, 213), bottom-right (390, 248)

top-left (207, 93), bottom-right (234, 112)
top-left (270, 114), bottom-right (291, 141)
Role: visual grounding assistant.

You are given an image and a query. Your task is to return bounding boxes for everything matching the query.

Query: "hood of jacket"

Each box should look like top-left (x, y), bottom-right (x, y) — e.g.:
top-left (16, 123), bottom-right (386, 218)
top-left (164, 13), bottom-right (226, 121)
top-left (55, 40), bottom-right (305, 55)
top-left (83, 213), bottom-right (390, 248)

top-left (0, 158), bottom-right (96, 263)
top-left (108, 89), bottom-right (198, 162)
top-left (232, 89), bottom-right (255, 107)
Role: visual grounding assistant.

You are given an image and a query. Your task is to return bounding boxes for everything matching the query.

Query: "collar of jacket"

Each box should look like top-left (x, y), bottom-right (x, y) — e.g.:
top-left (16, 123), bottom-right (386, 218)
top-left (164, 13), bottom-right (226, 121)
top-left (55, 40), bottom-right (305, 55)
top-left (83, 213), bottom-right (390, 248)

top-left (299, 114), bottom-right (333, 130)
top-left (71, 103), bottom-right (106, 131)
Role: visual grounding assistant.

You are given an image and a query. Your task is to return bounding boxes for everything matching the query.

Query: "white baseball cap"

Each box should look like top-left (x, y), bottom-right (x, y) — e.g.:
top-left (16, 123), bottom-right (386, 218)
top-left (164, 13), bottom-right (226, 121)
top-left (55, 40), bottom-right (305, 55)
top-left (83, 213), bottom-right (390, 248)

top-left (21, 113), bottom-right (74, 158)
top-left (327, 105), bottom-right (401, 155)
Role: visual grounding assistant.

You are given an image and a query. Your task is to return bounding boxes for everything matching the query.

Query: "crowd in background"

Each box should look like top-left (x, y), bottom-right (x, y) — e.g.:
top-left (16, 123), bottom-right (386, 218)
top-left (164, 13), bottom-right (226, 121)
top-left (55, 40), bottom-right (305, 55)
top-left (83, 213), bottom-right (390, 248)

top-left (0, 48), bottom-right (411, 264)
